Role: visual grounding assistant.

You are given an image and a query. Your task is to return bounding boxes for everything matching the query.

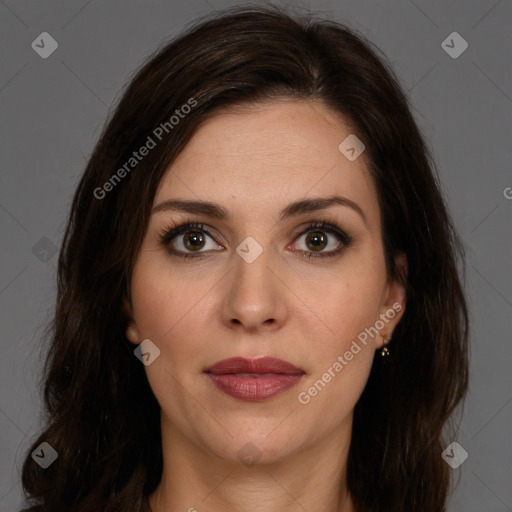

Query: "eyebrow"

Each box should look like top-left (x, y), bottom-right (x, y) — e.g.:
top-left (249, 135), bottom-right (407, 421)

top-left (151, 194), bottom-right (367, 224)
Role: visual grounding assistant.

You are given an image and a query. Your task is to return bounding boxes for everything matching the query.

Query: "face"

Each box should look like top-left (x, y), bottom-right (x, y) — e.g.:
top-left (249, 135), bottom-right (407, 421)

top-left (125, 99), bottom-right (406, 465)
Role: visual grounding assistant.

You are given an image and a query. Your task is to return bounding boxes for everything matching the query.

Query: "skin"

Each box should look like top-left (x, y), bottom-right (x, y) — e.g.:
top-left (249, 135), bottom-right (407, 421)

top-left (125, 98), bottom-right (407, 512)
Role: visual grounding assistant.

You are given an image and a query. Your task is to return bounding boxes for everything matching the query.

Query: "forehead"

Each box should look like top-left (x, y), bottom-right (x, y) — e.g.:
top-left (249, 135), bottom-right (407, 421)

top-left (153, 99), bottom-right (379, 224)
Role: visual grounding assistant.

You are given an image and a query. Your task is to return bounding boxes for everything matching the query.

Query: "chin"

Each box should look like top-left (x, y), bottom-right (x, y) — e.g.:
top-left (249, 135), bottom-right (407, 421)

top-left (195, 417), bottom-right (311, 466)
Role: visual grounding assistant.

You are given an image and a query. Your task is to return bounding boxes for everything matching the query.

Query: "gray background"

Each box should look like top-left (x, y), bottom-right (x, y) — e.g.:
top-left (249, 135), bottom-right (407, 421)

top-left (1, 0), bottom-right (511, 510)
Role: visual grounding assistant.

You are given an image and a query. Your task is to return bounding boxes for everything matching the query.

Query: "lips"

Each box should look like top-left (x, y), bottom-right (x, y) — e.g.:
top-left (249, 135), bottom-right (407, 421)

top-left (204, 357), bottom-right (305, 401)
top-left (205, 357), bottom-right (304, 375)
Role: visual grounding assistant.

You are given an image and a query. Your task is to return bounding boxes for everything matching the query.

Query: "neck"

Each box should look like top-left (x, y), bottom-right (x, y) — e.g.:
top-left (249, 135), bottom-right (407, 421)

top-left (149, 415), bottom-right (356, 512)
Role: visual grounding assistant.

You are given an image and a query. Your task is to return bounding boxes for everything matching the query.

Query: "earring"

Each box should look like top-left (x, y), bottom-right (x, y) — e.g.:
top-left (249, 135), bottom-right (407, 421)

top-left (126, 325), bottom-right (139, 344)
top-left (381, 333), bottom-right (391, 357)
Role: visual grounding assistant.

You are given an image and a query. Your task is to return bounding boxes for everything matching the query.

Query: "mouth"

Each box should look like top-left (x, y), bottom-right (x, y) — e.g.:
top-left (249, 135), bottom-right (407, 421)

top-left (204, 357), bottom-right (305, 402)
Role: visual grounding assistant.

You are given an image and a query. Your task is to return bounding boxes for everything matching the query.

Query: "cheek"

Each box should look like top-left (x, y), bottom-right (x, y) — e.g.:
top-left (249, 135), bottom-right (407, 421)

top-left (294, 278), bottom-right (380, 425)
top-left (129, 257), bottom-right (211, 362)
top-left (299, 281), bottom-right (379, 390)
top-left (293, 255), bottom-right (386, 354)
top-left (290, 255), bottom-right (385, 413)
top-left (131, 246), bottom-right (209, 323)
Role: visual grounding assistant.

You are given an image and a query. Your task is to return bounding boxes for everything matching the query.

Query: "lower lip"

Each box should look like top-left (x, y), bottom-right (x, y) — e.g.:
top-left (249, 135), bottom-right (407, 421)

top-left (206, 373), bottom-right (304, 401)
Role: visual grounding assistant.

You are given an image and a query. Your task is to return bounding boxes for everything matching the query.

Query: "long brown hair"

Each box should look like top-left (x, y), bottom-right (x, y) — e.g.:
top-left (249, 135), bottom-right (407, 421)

top-left (21, 4), bottom-right (469, 511)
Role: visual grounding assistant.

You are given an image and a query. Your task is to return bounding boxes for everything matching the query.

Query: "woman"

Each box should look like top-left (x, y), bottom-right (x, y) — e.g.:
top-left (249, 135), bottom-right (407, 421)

top-left (21, 5), bottom-right (469, 511)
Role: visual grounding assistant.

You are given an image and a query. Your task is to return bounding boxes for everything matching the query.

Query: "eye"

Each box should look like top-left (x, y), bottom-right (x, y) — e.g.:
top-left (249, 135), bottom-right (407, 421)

top-left (291, 222), bottom-right (352, 260)
top-left (159, 222), bottom-right (223, 259)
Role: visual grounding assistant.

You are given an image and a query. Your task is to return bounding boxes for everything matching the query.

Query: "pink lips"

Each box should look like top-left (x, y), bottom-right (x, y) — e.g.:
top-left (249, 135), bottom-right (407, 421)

top-left (204, 357), bottom-right (305, 401)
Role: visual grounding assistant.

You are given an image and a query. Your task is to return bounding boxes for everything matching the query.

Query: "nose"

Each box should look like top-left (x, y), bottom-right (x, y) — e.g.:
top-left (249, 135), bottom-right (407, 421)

top-left (220, 242), bottom-right (289, 333)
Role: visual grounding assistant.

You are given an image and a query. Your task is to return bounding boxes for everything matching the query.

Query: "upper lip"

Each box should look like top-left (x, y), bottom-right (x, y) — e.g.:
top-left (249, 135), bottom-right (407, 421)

top-left (204, 357), bottom-right (305, 375)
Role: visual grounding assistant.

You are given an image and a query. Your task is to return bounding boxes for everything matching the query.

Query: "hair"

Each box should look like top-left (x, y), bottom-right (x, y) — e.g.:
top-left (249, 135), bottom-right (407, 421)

top-left (20, 4), bottom-right (469, 511)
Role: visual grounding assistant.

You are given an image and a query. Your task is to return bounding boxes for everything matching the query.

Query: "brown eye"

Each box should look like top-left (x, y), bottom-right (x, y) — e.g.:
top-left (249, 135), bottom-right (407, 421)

top-left (160, 222), bottom-right (223, 258)
top-left (305, 231), bottom-right (327, 252)
top-left (292, 222), bottom-right (352, 260)
top-left (183, 231), bottom-right (206, 251)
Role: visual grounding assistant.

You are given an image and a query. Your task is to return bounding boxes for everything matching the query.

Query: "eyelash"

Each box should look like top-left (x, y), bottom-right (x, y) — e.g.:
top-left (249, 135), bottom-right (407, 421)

top-left (157, 219), bottom-right (352, 261)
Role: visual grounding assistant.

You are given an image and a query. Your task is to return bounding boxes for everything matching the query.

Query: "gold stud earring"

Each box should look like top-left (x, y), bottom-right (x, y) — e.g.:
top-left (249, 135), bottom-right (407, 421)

top-left (126, 326), bottom-right (139, 344)
top-left (381, 333), bottom-right (391, 357)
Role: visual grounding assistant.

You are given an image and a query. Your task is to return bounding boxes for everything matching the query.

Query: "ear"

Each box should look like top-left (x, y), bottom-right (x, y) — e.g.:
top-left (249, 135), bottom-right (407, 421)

top-left (123, 296), bottom-right (141, 345)
top-left (377, 252), bottom-right (407, 348)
